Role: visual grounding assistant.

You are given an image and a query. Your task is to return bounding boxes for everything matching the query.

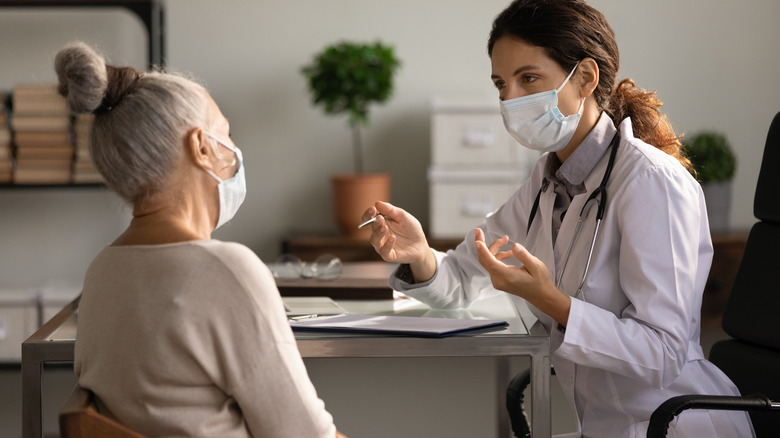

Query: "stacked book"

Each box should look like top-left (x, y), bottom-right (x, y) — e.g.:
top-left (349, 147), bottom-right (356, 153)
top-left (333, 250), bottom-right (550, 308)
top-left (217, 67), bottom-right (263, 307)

top-left (72, 114), bottom-right (103, 184)
top-left (0, 93), bottom-right (11, 183)
top-left (11, 84), bottom-right (73, 184)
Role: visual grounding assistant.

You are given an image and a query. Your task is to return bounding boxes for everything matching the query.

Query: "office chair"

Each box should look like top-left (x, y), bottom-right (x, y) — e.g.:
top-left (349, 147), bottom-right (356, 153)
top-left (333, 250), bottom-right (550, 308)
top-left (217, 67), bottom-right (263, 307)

top-left (59, 385), bottom-right (146, 438)
top-left (646, 111), bottom-right (780, 437)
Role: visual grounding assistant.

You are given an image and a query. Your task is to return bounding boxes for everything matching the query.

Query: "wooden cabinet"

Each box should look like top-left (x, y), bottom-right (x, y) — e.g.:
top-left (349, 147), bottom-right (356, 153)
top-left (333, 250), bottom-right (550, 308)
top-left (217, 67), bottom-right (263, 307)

top-left (701, 231), bottom-right (749, 326)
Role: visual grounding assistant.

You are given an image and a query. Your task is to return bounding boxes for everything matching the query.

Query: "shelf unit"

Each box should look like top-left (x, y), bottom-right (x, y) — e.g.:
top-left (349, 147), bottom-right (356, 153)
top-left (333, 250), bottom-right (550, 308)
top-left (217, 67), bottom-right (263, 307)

top-left (0, 0), bottom-right (166, 188)
top-left (0, 0), bottom-right (165, 70)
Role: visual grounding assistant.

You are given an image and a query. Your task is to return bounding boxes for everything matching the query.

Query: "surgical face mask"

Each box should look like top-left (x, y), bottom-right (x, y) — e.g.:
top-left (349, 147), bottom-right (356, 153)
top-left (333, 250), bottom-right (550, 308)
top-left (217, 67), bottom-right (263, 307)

top-left (499, 61), bottom-right (585, 153)
top-left (203, 131), bottom-right (247, 229)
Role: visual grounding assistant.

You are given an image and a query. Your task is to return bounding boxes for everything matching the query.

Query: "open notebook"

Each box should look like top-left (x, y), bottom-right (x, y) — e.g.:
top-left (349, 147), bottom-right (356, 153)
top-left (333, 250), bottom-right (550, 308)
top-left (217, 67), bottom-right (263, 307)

top-left (289, 314), bottom-right (508, 337)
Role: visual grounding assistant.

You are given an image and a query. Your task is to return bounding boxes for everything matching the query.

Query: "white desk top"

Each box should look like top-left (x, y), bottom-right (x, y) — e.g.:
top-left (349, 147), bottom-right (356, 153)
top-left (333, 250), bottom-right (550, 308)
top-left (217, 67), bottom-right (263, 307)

top-left (45, 292), bottom-right (532, 342)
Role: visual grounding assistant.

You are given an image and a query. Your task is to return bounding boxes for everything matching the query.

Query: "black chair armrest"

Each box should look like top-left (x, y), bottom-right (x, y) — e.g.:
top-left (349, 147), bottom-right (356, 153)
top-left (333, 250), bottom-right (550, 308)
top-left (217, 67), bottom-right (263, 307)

top-left (506, 369), bottom-right (532, 438)
top-left (647, 393), bottom-right (771, 438)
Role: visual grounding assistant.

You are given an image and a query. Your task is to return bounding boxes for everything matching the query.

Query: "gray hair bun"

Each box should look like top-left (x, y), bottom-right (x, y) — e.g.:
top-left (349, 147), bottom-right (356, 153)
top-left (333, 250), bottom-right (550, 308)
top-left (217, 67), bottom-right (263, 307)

top-left (55, 41), bottom-right (142, 115)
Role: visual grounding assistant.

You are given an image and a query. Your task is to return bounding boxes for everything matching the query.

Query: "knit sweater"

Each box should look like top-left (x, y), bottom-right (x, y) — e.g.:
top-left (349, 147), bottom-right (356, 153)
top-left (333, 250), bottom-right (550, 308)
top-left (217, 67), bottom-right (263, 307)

top-left (75, 240), bottom-right (335, 437)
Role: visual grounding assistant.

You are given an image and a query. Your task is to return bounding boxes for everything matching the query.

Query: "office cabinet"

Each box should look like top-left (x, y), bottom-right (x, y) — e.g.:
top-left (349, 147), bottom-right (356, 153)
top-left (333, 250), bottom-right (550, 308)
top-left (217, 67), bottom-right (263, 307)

top-left (431, 110), bottom-right (521, 165)
top-left (428, 166), bottom-right (524, 238)
top-left (428, 96), bottom-right (536, 238)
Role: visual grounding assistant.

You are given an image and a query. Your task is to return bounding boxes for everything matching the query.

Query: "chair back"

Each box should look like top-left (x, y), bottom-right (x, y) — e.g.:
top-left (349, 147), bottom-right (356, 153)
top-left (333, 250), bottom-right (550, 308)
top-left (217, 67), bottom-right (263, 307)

top-left (709, 111), bottom-right (780, 437)
top-left (59, 385), bottom-right (146, 438)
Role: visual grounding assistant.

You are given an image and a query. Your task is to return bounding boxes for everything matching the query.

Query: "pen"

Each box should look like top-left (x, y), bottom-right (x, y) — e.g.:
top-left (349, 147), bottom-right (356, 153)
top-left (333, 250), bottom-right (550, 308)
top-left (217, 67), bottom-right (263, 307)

top-left (358, 214), bottom-right (383, 229)
top-left (289, 314), bottom-right (319, 321)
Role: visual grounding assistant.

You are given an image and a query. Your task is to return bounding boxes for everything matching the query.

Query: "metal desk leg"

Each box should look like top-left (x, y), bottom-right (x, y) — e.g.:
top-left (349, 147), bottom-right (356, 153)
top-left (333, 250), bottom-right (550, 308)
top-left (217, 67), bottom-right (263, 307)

top-left (530, 351), bottom-right (552, 437)
top-left (21, 347), bottom-right (42, 438)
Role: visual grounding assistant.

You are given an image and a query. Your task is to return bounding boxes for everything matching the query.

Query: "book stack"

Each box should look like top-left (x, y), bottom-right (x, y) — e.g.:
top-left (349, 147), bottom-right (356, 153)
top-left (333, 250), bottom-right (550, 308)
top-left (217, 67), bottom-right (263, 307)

top-left (72, 114), bottom-right (103, 184)
top-left (11, 84), bottom-right (73, 184)
top-left (0, 93), bottom-right (11, 183)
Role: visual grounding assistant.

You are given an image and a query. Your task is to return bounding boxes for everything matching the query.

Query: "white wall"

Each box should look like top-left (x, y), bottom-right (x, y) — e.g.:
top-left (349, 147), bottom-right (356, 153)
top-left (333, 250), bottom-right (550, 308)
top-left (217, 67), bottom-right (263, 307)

top-left (1, 0), bottom-right (778, 285)
top-left (1, 2), bottom-right (777, 436)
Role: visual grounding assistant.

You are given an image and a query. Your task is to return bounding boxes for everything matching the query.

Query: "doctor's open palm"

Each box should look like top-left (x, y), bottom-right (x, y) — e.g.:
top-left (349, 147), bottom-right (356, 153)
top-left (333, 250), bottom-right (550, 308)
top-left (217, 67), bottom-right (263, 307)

top-left (362, 201), bottom-right (430, 265)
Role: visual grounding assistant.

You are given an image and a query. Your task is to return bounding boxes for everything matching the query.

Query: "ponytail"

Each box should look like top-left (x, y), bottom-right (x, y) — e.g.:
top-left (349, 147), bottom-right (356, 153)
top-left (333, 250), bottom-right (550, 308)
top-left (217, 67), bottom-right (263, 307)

top-left (606, 79), bottom-right (693, 173)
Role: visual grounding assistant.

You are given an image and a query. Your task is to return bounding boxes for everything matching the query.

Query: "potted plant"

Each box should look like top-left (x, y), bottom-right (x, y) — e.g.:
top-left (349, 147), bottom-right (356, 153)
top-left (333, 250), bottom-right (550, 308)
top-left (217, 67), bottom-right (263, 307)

top-left (301, 41), bottom-right (401, 237)
top-left (683, 131), bottom-right (737, 232)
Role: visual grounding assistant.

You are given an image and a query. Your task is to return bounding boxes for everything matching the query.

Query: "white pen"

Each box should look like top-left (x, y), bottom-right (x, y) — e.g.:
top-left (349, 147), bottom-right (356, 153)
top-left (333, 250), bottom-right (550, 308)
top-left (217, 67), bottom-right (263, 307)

top-left (289, 314), bottom-right (319, 321)
top-left (358, 214), bottom-right (383, 229)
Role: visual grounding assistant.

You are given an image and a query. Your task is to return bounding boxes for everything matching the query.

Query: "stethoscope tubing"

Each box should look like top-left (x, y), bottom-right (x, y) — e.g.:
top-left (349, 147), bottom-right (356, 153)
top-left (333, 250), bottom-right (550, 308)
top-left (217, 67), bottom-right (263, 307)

top-left (534, 132), bottom-right (620, 293)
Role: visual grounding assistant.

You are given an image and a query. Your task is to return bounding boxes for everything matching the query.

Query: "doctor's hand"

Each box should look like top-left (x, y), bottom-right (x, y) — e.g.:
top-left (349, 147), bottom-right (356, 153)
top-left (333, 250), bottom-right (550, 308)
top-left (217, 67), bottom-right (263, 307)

top-left (362, 201), bottom-right (436, 282)
top-left (474, 228), bottom-right (571, 327)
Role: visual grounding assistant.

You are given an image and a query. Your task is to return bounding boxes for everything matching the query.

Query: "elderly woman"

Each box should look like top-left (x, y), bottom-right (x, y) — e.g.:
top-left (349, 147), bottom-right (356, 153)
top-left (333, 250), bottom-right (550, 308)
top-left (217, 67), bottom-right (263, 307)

top-left (56, 41), bottom-right (344, 437)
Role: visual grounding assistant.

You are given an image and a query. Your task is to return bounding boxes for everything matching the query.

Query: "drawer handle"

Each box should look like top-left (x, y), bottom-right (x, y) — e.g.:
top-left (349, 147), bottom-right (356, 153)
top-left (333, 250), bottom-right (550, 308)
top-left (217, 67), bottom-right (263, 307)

top-left (460, 197), bottom-right (495, 217)
top-left (461, 127), bottom-right (495, 147)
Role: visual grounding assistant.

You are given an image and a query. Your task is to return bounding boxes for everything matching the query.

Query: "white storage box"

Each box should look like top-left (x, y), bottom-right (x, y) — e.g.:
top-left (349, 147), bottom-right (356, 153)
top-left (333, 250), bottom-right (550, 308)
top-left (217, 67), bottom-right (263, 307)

top-left (428, 166), bottom-right (528, 238)
top-left (0, 289), bottom-right (39, 362)
top-left (430, 96), bottom-right (535, 167)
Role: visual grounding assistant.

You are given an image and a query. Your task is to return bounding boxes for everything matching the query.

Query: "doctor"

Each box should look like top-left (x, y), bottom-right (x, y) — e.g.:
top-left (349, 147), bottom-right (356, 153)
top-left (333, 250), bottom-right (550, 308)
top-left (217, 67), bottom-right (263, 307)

top-left (363, 0), bottom-right (754, 436)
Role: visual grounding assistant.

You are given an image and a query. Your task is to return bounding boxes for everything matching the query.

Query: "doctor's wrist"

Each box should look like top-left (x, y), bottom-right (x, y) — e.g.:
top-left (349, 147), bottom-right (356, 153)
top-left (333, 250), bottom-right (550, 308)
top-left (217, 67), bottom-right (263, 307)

top-left (536, 286), bottom-right (571, 328)
top-left (410, 248), bottom-right (436, 283)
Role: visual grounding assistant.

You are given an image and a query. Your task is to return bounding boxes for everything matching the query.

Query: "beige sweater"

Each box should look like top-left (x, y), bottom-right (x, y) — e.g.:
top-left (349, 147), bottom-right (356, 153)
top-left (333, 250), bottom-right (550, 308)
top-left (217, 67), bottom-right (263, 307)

top-left (75, 240), bottom-right (335, 437)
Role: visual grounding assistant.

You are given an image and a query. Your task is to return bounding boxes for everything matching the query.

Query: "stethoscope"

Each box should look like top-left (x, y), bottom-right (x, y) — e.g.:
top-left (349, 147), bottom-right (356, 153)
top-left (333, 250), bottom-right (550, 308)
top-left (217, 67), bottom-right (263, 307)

top-left (526, 132), bottom-right (620, 294)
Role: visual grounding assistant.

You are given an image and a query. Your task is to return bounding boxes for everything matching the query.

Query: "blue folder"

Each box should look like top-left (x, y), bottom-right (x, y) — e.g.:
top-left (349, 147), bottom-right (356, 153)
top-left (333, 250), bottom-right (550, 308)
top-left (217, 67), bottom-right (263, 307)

top-left (289, 314), bottom-right (508, 337)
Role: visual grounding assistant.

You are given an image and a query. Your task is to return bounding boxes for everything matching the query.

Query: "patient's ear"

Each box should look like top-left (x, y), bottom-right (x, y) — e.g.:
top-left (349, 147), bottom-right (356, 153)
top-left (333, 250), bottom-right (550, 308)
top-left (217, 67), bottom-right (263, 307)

top-left (186, 128), bottom-right (215, 172)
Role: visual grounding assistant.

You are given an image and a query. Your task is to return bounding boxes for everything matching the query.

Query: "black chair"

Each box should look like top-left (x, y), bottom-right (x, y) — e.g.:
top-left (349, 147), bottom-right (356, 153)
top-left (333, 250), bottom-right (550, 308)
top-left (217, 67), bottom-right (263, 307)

top-left (647, 112), bottom-right (780, 437)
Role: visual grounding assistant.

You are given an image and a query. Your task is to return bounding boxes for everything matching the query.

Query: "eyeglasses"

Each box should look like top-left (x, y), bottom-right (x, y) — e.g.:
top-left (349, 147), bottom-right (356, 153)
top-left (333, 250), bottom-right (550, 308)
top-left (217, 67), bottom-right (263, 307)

top-left (270, 253), bottom-right (343, 281)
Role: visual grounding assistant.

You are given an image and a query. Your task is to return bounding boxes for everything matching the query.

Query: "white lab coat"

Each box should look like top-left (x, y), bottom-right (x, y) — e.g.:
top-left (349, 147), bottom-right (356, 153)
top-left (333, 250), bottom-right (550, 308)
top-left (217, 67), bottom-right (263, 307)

top-left (391, 116), bottom-right (755, 437)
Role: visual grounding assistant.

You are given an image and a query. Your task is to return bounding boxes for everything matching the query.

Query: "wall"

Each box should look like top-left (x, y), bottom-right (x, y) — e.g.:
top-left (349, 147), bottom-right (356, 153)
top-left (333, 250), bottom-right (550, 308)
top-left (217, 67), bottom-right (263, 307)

top-left (1, 2), bottom-right (776, 436)
top-left (1, 1), bottom-right (779, 287)
top-left (2, 1), bottom-right (779, 290)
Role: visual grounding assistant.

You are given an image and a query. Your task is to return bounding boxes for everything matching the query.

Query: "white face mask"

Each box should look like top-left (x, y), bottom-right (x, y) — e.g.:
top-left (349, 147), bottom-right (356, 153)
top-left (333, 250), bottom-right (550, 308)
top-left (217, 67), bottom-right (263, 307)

top-left (203, 131), bottom-right (247, 229)
top-left (499, 61), bottom-right (585, 153)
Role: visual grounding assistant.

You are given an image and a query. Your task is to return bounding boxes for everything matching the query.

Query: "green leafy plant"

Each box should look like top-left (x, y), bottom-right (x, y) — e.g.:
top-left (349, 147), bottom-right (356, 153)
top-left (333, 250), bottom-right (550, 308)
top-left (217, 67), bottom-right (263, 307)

top-left (301, 41), bottom-right (401, 174)
top-left (683, 131), bottom-right (737, 184)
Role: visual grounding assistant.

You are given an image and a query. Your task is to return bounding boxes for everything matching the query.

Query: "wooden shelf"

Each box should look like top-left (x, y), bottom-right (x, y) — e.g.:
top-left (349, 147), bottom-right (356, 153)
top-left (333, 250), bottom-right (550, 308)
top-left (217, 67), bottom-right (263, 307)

top-left (0, 0), bottom-right (166, 188)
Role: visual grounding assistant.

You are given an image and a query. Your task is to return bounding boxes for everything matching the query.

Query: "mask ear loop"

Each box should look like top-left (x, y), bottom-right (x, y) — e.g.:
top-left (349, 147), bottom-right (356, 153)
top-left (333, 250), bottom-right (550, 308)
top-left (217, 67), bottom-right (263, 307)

top-left (576, 95), bottom-right (586, 116)
top-left (555, 61), bottom-right (581, 93)
top-left (556, 61), bottom-right (587, 117)
top-left (202, 130), bottom-right (240, 181)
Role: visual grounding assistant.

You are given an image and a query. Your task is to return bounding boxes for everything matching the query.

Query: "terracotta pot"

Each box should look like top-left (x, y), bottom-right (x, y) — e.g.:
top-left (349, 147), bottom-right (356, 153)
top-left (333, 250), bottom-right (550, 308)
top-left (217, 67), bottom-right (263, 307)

top-left (332, 173), bottom-right (391, 239)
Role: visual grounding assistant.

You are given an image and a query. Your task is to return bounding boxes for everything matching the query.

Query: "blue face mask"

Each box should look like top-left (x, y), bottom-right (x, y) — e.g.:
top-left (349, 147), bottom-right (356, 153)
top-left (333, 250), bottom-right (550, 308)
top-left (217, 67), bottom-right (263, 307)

top-left (499, 61), bottom-right (584, 153)
top-left (203, 131), bottom-right (247, 229)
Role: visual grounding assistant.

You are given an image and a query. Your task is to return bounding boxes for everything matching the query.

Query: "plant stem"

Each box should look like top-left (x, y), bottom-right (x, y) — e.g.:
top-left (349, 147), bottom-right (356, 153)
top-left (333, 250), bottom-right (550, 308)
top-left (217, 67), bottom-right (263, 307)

top-left (352, 124), bottom-right (364, 174)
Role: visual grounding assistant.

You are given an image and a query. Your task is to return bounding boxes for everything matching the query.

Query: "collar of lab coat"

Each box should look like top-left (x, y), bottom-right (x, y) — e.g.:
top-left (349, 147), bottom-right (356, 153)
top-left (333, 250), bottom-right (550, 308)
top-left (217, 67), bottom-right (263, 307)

top-left (549, 113), bottom-right (621, 279)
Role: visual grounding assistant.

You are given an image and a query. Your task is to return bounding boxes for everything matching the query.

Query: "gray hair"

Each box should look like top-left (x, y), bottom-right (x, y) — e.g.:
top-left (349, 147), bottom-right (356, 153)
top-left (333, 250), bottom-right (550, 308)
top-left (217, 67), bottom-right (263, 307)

top-left (55, 41), bottom-right (211, 204)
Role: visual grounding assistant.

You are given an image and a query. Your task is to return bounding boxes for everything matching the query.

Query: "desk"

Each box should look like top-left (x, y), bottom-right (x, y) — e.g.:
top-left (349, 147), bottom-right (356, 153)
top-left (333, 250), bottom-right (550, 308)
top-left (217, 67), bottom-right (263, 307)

top-left (275, 261), bottom-right (395, 300)
top-left (22, 292), bottom-right (551, 438)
